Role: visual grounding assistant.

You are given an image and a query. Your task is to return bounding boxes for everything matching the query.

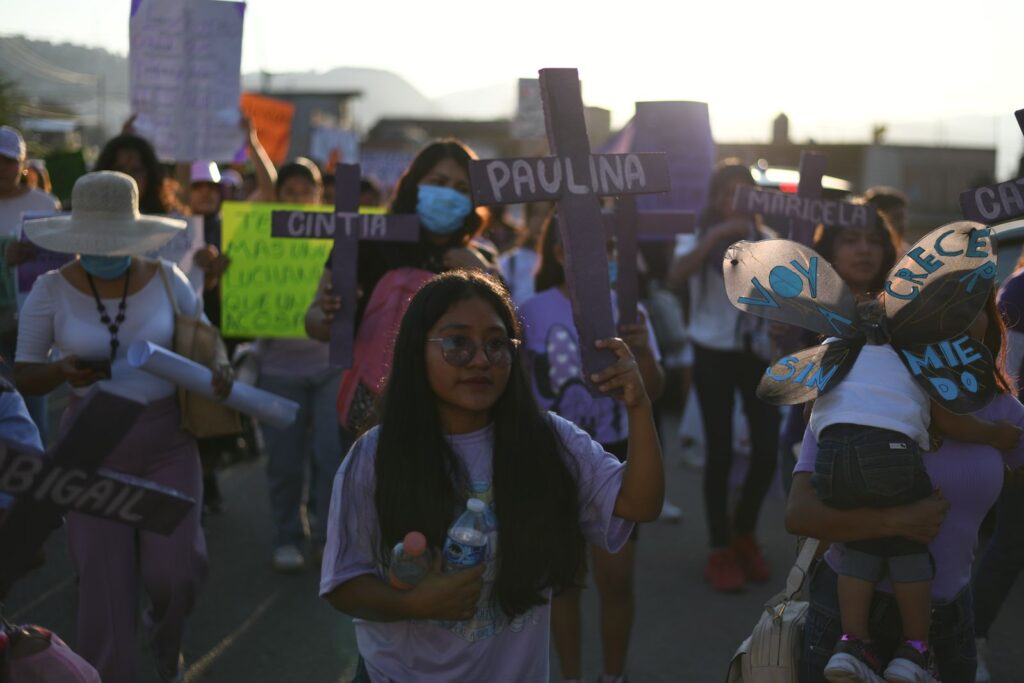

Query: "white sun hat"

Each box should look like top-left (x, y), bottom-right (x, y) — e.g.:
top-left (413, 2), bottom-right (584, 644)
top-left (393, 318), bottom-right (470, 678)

top-left (23, 171), bottom-right (185, 256)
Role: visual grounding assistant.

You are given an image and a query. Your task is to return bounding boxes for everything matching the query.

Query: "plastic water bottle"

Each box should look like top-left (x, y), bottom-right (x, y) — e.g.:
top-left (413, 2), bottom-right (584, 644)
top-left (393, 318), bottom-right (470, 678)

top-left (388, 531), bottom-right (431, 590)
top-left (443, 498), bottom-right (488, 572)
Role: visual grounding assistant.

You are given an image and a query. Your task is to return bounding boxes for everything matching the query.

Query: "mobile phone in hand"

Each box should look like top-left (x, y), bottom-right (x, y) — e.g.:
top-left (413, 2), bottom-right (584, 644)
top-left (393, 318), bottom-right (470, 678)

top-left (75, 358), bottom-right (112, 379)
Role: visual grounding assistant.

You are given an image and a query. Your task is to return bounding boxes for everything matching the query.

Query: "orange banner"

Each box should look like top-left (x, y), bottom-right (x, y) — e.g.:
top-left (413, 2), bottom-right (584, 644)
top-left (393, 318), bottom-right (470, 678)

top-left (240, 92), bottom-right (295, 165)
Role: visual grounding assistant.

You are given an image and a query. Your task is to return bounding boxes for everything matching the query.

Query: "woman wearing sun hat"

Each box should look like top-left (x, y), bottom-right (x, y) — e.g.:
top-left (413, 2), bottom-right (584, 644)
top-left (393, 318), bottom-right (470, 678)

top-left (13, 171), bottom-right (223, 683)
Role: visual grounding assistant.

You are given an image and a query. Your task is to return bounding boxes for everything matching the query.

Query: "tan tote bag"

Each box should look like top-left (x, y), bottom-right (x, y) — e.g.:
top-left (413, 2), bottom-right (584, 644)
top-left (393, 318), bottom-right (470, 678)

top-left (726, 538), bottom-right (820, 683)
top-left (157, 262), bottom-right (242, 438)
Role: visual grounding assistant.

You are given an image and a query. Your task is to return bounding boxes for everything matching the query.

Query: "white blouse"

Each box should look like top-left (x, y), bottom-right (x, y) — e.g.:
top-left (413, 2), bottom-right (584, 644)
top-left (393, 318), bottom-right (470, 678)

top-left (16, 261), bottom-right (201, 402)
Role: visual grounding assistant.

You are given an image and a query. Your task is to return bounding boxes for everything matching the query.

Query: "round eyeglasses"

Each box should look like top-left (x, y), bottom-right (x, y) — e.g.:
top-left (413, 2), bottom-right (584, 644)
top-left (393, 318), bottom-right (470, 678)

top-left (426, 335), bottom-right (521, 368)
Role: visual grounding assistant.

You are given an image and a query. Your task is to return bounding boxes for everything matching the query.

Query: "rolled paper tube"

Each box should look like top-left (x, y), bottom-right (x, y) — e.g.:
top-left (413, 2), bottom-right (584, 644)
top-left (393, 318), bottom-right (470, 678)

top-left (127, 341), bottom-right (299, 428)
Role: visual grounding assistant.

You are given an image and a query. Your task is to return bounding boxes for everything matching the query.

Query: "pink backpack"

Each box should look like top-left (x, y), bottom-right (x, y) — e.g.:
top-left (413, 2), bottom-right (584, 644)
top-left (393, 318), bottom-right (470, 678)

top-left (337, 267), bottom-right (434, 432)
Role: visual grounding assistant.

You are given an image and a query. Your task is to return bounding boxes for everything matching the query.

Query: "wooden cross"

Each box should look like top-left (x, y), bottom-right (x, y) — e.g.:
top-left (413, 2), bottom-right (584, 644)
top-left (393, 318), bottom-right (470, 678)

top-left (271, 163), bottom-right (420, 368)
top-left (0, 388), bottom-right (196, 574)
top-left (603, 199), bottom-right (695, 325)
top-left (960, 108), bottom-right (1024, 225)
top-left (468, 68), bottom-right (671, 381)
top-left (732, 151), bottom-right (875, 246)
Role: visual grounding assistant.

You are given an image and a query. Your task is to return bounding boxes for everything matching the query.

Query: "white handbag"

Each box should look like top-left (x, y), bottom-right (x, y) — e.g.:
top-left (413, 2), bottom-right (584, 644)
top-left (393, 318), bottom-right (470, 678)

top-left (726, 538), bottom-right (820, 683)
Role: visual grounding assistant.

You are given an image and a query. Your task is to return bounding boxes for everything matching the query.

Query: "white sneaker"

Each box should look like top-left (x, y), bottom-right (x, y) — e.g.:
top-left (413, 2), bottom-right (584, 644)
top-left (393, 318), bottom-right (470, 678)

top-left (272, 545), bottom-right (306, 573)
top-left (659, 498), bottom-right (683, 523)
top-left (975, 638), bottom-right (992, 683)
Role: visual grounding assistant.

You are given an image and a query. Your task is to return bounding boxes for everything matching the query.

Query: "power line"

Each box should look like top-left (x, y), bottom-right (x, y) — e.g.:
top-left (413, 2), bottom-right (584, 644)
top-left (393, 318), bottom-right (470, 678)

top-left (0, 37), bottom-right (98, 85)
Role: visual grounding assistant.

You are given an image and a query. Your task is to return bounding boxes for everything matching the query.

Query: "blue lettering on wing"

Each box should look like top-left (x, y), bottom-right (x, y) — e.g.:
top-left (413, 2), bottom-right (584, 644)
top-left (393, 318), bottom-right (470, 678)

top-left (739, 277), bottom-right (780, 308)
top-left (806, 364), bottom-right (838, 390)
top-left (929, 377), bottom-right (959, 400)
top-left (789, 257), bottom-right (818, 298)
top-left (766, 356), bottom-right (799, 381)
top-left (901, 346), bottom-right (944, 376)
top-left (958, 262), bottom-right (997, 293)
top-left (885, 279), bottom-right (919, 301)
top-left (816, 305), bottom-right (854, 335)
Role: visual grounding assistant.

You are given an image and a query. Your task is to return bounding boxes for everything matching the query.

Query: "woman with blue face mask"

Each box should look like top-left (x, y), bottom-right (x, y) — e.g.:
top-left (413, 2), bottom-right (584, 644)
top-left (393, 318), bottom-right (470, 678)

top-left (305, 139), bottom-right (493, 343)
top-left (13, 171), bottom-right (231, 683)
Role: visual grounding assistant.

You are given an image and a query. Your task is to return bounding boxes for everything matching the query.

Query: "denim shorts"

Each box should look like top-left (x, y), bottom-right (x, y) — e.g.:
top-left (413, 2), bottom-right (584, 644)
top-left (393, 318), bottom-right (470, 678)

top-left (801, 562), bottom-right (977, 683)
top-left (812, 424), bottom-right (934, 581)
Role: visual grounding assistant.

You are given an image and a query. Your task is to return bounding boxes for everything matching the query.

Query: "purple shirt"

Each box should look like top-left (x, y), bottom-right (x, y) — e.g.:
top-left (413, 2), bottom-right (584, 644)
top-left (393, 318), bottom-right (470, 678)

top-left (319, 413), bottom-right (633, 683)
top-left (795, 393), bottom-right (1024, 600)
top-left (518, 287), bottom-right (660, 446)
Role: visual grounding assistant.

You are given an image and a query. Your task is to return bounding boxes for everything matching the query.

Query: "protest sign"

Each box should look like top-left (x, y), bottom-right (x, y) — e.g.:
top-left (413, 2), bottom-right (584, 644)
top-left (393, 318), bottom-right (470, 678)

top-left (0, 387), bottom-right (195, 572)
top-left (129, 0), bottom-right (246, 162)
top-left (271, 164), bottom-right (419, 366)
top-left (219, 200), bottom-right (332, 338)
top-left (239, 92), bottom-right (295, 165)
top-left (469, 68), bottom-right (670, 384)
top-left (959, 108), bottom-right (1024, 225)
top-left (731, 151), bottom-right (873, 245)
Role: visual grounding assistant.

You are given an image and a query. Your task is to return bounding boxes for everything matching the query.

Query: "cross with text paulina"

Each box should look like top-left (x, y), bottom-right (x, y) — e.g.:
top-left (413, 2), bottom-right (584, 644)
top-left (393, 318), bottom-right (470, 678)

top-left (0, 388), bottom-right (197, 573)
top-left (603, 198), bottom-right (696, 325)
top-left (732, 151), bottom-right (875, 246)
top-left (960, 108), bottom-right (1024, 225)
top-left (271, 164), bottom-right (420, 368)
top-left (468, 68), bottom-right (671, 381)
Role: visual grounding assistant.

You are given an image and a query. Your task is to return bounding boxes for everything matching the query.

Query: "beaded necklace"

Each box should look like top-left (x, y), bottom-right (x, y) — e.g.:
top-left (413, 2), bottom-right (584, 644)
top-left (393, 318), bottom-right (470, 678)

top-left (85, 267), bottom-right (131, 362)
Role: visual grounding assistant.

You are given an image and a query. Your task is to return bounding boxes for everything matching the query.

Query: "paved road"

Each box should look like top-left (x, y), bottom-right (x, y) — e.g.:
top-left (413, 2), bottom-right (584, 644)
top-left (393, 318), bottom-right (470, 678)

top-left (5, 416), bottom-right (1022, 682)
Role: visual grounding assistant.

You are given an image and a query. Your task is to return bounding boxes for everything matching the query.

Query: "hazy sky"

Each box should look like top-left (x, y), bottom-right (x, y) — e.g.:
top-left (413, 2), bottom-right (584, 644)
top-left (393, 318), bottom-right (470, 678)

top-left (3, 0), bottom-right (1022, 175)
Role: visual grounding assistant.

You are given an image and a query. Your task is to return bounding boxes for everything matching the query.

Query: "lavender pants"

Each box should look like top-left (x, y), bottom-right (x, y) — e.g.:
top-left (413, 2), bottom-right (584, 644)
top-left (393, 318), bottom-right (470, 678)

top-left (63, 396), bottom-right (208, 683)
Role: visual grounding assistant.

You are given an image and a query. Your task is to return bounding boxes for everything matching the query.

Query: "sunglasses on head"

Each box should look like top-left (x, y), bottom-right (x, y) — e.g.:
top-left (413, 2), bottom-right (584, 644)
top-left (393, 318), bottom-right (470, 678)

top-left (426, 335), bottom-right (521, 368)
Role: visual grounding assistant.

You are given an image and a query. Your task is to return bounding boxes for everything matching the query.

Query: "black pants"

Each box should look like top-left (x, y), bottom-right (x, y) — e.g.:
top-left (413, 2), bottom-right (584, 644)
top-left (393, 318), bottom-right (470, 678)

top-left (693, 344), bottom-right (780, 548)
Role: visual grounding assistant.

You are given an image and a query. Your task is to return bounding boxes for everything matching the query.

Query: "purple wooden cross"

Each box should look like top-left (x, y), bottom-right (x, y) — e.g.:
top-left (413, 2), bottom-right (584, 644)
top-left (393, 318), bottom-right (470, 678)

top-left (603, 199), bottom-right (696, 325)
top-left (0, 388), bottom-right (196, 573)
top-left (732, 151), bottom-right (875, 246)
top-left (959, 108), bottom-right (1024, 225)
top-left (469, 68), bottom-right (671, 381)
top-left (271, 163), bottom-right (420, 368)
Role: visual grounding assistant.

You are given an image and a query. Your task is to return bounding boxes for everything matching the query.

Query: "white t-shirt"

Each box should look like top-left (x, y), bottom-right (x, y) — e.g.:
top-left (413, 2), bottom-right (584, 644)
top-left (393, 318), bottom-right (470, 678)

top-left (16, 262), bottom-right (201, 401)
top-left (0, 188), bottom-right (60, 238)
top-left (809, 343), bottom-right (931, 449)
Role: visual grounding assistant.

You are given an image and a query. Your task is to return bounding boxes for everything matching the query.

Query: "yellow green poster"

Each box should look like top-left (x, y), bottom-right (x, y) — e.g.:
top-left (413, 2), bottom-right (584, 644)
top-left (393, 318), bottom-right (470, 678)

top-left (220, 201), bottom-right (332, 338)
top-left (219, 201), bottom-right (387, 337)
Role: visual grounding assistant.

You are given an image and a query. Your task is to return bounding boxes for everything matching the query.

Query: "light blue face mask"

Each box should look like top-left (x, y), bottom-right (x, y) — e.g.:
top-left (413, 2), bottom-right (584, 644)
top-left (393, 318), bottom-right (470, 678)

top-left (80, 255), bottom-right (132, 279)
top-left (416, 184), bottom-right (473, 235)
top-left (608, 259), bottom-right (618, 285)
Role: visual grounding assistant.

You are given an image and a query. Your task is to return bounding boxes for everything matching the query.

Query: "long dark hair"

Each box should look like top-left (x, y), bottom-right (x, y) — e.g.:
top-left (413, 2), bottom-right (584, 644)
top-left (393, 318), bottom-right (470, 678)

top-left (373, 270), bottom-right (585, 616)
top-left (94, 134), bottom-right (176, 214)
top-left (812, 205), bottom-right (899, 294)
top-left (533, 209), bottom-right (564, 293)
top-left (389, 139), bottom-right (483, 245)
top-left (985, 290), bottom-right (1016, 396)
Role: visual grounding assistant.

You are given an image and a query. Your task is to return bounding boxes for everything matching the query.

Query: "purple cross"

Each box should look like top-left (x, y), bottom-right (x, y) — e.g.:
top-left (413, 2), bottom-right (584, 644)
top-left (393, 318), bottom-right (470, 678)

top-left (732, 151), bottom-right (875, 246)
top-left (468, 68), bottom-right (671, 382)
top-left (271, 163), bottom-right (420, 368)
top-left (0, 388), bottom-right (196, 572)
top-left (603, 200), bottom-right (695, 325)
top-left (959, 108), bottom-right (1024, 225)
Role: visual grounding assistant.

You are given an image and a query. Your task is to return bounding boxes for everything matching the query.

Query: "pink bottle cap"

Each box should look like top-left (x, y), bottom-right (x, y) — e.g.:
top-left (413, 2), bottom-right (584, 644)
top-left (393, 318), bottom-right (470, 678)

top-left (403, 531), bottom-right (427, 556)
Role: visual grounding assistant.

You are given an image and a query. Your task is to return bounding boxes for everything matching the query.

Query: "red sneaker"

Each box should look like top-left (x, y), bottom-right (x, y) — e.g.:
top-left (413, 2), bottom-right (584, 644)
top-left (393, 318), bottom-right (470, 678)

top-left (732, 534), bottom-right (771, 583)
top-left (704, 548), bottom-right (744, 593)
